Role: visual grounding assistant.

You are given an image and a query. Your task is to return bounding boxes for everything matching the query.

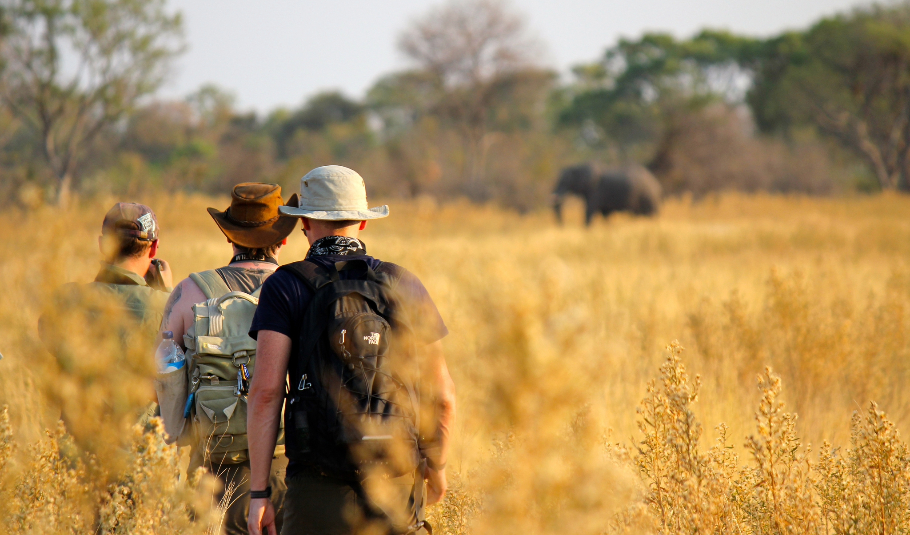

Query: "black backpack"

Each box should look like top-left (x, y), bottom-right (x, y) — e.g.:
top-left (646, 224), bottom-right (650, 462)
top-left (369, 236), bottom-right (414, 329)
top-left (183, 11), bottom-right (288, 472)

top-left (281, 258), bottom-right (422, 480)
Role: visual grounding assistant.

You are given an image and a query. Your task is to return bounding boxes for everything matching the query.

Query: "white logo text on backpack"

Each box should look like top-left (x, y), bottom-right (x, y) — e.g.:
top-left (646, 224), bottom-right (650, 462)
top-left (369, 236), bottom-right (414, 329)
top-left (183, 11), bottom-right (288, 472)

top-left (364, 332), bottom-right (381, 345)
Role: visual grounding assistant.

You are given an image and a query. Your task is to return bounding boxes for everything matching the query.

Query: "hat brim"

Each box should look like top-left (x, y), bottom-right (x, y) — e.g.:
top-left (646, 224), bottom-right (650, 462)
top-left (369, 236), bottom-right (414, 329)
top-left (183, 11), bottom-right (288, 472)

top-left (207, 197), bottom-right (298, 249)
top-left (278, 204), bottom-right (389, 221)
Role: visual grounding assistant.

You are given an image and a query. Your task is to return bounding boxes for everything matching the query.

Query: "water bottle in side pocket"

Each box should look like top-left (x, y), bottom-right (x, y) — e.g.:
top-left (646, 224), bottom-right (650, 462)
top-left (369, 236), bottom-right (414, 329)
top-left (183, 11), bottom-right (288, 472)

top-left (156, 331), bottom-right (186, 373)
top-left (154, 330), bottom-right (189, 444)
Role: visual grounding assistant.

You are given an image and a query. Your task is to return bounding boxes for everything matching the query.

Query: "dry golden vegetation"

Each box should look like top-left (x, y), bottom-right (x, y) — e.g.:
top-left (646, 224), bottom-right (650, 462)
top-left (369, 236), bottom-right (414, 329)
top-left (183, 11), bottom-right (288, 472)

top-left (1, 192), bottom-right (909, 534)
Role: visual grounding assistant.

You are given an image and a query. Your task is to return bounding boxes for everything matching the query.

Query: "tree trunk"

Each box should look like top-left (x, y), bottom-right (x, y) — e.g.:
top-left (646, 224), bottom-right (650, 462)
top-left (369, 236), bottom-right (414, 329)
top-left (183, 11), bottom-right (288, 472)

top-left (459, 128), bottom-right (485, 199)
top-left (852, 121), bottom-right (897, 190)
top-left (56, 172), bottom-right (72, 208)
top-left (899, 111), bottom-right (910, 193)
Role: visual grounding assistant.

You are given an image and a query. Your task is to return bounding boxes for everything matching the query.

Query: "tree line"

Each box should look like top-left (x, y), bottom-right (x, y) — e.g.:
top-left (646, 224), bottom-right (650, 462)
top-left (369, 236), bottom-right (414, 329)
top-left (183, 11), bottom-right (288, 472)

top-left (1, 0), bottom-right (909, 208)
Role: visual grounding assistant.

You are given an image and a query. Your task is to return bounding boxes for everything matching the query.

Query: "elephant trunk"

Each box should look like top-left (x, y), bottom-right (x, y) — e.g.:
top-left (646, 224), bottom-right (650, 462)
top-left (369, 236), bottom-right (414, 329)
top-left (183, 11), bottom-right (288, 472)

top-left (552, 193), bottom-right (565, 225)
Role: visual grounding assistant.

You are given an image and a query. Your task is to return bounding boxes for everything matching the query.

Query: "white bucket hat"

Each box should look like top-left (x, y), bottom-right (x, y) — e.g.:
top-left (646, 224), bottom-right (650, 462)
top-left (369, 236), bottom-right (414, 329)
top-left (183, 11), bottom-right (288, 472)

top-left (279, 165), bottom-right (389, 220)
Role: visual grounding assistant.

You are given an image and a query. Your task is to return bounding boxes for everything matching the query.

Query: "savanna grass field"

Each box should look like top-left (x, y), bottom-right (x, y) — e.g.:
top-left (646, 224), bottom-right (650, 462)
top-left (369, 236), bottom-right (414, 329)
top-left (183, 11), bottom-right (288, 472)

top-left (1, 192), bottom-right (910, 534)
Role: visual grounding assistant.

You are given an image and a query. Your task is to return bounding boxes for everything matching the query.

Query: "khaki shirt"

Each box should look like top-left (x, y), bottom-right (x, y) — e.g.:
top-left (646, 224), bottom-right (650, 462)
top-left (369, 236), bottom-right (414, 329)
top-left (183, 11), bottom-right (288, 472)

top-left (89, 263), bottom-right (171, 329)
top-left (37, 263), bottom-right (172, 438)
top-left (39, 263), bottom-right (171, 358)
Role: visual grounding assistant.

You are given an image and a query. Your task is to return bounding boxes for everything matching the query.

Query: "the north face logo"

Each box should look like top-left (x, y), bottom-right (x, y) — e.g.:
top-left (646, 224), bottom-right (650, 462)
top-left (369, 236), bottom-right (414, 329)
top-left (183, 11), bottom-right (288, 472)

top-left (364, 332), bottom-right (381, 345)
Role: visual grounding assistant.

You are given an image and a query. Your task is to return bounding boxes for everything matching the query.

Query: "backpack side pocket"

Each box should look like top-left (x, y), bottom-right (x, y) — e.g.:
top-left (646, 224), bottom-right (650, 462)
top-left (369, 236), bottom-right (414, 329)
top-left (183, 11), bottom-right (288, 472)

top-left (154, 365), bottom-right (188, 445)
top-left (194, 384), bottom-right (249, 464)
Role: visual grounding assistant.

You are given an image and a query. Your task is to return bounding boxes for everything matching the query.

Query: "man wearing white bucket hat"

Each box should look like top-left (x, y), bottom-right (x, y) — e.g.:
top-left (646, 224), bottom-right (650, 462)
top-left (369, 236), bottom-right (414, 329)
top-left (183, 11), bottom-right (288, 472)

top-left (247, 166), bottom-right (455, 535)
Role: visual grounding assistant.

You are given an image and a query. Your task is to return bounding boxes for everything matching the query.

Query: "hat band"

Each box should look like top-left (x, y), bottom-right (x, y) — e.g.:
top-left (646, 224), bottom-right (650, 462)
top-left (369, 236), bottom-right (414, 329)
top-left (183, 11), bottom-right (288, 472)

top-left (297, 197), bottom-right (369, 211)
top-left (226, 208), bottom-right (280, 228)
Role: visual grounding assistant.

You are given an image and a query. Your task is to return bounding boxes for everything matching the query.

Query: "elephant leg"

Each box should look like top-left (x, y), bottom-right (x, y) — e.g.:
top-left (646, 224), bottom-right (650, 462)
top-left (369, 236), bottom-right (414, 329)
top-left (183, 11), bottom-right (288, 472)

top-left (584, 205), bottom-right (595, 226)
top-left (638, 195), bottom-right (656, 216)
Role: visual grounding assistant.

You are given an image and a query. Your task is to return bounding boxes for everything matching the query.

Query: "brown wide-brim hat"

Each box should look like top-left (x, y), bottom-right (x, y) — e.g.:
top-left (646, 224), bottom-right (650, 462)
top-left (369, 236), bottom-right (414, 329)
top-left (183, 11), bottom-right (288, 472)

top-left (207, 183), bottom-right (299, 248)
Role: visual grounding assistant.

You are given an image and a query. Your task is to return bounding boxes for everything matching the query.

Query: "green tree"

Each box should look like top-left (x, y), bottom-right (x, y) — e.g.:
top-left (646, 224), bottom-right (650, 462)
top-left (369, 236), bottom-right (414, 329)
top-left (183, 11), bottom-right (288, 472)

top-left (185, 83), bottom-right (235, 131)
top-left (271, 91), bottom-right (364, 159)
top-left (0, 0), bottom-right (184, 205)
top-left (558, 31), bottom-right (759, 162)
top-left (366, 69), bottom-right (439, 137)
top-left (747, 3), bottom-right (910, 191)
top-left (123, 100), bottom-right (193, 165)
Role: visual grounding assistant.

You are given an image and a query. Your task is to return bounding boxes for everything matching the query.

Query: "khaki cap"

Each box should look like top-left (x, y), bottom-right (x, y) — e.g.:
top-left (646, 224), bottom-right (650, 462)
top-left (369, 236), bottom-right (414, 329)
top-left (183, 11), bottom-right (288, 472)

top-left (102, 202), bottom-right (159, 241)
top-left (279, 165), bottom-right (389, 221)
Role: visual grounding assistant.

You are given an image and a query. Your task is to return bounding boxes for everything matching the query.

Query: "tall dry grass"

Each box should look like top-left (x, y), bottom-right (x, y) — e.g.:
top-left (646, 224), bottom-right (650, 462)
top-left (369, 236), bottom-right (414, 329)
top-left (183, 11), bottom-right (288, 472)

top-left (0, 191), bottom-right (908, 533)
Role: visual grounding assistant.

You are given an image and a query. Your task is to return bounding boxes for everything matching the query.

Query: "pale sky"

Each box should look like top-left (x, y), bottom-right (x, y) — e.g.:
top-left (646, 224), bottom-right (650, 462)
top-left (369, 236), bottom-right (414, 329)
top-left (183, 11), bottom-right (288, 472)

top-left (161, 0), bottom-right (866, 114)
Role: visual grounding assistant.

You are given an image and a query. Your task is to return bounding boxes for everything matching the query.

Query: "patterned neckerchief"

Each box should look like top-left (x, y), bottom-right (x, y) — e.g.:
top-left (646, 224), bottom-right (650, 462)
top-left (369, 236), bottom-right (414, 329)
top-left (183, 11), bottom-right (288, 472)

top-left (306, 236), bottom-right (367, 258)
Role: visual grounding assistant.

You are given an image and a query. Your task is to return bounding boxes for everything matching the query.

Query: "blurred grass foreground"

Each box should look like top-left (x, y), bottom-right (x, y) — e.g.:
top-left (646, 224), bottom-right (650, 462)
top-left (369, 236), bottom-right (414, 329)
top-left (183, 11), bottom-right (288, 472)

top-left (1, 192), bottom-right (910, 534)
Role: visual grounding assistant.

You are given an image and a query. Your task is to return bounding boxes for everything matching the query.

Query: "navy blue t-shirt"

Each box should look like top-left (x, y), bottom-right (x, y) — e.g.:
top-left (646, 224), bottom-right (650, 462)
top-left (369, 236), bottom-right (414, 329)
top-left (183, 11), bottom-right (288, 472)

top-left (250, 253), bottom-right (448, 350)
top-left (250, 254), bottom-right (447, 476)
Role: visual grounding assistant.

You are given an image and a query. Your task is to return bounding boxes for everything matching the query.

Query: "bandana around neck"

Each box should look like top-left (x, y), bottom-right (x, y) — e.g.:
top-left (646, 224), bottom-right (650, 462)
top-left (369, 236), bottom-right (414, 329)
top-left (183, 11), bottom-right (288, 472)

top-left (306, 236), bottom-right (367, 258)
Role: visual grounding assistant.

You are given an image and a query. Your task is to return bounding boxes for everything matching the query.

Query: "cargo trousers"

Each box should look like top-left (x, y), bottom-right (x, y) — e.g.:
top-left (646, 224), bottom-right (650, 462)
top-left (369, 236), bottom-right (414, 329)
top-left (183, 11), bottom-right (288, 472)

top-left (190, 448), bottom-right (289, 535)
top-left (280, 468), bottom-right (428, 535)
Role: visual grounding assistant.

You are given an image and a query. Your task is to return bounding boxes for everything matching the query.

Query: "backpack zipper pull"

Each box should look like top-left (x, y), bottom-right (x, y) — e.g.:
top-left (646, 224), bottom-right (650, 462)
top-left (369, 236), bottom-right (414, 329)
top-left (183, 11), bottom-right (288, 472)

top-left (236, 366), bottom-right (250, 398)
top-left (297, 374), bottom-right (312, 391)
top-left (183, 391), bottom-right (196, 418)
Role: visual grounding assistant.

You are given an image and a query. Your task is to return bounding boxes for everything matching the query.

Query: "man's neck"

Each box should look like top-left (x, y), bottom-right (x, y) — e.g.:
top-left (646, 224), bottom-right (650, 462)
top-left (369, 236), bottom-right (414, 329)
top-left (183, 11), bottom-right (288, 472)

top-left (230, 246), bottom-right (280, 271)
top-left (229, 259), bottom-right (279, 271)
top-left (306, 230), bottom-right (360, 246)
top-left (110, 257), bottom-right (151, 279)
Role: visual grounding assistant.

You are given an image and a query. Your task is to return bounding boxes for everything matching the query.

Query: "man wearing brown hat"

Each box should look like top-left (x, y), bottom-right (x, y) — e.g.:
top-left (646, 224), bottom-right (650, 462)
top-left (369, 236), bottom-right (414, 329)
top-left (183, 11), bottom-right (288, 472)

top-left (246, 166), bottom-right (456, 535)
top-left (159, 183), bottom-right (296, 535)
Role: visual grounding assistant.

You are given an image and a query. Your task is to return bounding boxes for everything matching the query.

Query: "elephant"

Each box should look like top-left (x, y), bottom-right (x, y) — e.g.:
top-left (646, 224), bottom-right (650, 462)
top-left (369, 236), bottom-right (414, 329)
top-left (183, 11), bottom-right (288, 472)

top-left (553, 163), bottom-right (662, 226)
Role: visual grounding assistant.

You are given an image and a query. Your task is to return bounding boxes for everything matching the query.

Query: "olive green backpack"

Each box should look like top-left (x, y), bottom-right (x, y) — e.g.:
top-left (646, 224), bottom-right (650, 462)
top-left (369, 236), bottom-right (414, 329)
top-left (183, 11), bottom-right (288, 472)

top-left (183, 270), bottom-right (266, 465)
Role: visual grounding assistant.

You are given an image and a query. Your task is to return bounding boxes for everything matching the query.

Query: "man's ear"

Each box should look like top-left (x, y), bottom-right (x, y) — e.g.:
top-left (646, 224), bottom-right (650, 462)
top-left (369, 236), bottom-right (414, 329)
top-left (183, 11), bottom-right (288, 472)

top-left (359, 221), bottom-right (367, 231)
top-left (149, 240), bottom-right (159, 259)
top-left (301, 218), bottom-right (312, 231)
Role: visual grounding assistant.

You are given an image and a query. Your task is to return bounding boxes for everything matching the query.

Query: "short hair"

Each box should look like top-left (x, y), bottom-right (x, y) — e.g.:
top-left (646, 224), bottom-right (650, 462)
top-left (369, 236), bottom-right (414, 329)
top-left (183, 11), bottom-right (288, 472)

top-left (309, 219), bottom-right (362, 231)
top-left (101, 234), bottom-right (152, 263)
top-left (234, 242), bottom-right (282, 259)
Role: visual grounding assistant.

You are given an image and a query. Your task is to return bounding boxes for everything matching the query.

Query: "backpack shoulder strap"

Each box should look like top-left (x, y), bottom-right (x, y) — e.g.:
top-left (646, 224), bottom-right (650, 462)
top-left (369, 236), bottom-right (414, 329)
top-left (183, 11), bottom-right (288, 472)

top-left (279, 260), bottom-right (336, 291)
top-left (250, 284), bottom-right (264, 299)
top-left (189, 269), bottom-right (232, 300)
top-left (213, 267), bottom-right (238, 292)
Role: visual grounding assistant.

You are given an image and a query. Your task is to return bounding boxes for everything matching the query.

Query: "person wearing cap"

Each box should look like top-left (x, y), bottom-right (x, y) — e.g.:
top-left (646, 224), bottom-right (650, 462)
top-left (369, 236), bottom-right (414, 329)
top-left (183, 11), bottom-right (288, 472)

top-left (97, 202), bottom-right (172, 292)
top-left (246, 165), bottom-right (456, 535)
top-left (40, 202), bottom-right (173, 344)
top-left (159, 183), bottom-right (296, 535)
top-left (38, 202), bottom-right (173, 436)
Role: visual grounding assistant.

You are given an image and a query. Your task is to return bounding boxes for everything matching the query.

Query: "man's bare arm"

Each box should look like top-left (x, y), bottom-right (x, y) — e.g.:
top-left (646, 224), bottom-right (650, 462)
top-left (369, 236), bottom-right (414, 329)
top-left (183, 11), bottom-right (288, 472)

top-left (158, 279), bottom-right (186, 345)
top-left (247, 330), bottom-right (291, 535)
top-left (423, 341), bottom-right (455, 463)
top-left (158, 278), bottom-right (206, 351)
top-left (421, 340), bottom-right (456, 504)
